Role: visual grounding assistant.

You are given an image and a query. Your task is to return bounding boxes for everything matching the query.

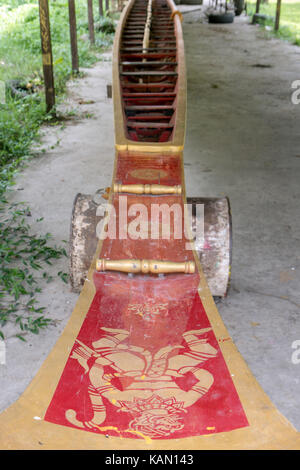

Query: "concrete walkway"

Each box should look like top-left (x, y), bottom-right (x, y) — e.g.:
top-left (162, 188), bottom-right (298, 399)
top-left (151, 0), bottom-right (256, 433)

top-left (183, 12), bottom-right (300, 429)
top-left (1, 12), bottom-right (300, 431)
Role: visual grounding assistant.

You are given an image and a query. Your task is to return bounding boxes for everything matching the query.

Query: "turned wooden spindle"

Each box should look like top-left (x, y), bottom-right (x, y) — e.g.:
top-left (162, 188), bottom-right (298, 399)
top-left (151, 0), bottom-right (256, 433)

top-left (96, 259), bottom-right (195, 274)
top-left (113, 183), bottom-right (182, 195)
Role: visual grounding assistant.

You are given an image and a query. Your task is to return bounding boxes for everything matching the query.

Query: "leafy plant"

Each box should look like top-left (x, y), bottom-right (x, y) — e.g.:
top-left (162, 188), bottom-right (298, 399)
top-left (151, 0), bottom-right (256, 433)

top-left (0, 202), bottom-right (68, 340)
top-left (95, 15), bottom-right (116, 34)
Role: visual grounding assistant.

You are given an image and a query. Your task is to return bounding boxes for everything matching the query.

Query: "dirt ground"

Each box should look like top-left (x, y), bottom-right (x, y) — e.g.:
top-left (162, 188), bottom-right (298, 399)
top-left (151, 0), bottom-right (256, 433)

top-left (1, 8), bottom-right (300, 432)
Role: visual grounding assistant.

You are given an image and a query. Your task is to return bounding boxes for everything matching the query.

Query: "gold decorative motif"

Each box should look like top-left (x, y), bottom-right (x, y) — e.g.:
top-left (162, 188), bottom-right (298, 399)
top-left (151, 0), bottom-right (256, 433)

top-left (129, 169), bottom-right (168, 181)
top-left (65, 326), bottom-right (216, 437)
top-left (127, 303), bottom-right (168, 317)
top-left (170, 10), bottom-right (183, 22)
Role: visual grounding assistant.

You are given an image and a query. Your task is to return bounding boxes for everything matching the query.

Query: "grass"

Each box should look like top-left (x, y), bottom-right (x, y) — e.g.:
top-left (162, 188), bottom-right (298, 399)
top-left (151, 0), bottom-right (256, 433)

top-left (247, 0), bottom-right (300, 46)
top-left (0, 0), bottom-right (116, 190)
top-left (0, 0), bottom-right (115, 87)
top-left (0, 0), bottom-right (116, 340)
top-left (0, 202), bottom-right (69, 341)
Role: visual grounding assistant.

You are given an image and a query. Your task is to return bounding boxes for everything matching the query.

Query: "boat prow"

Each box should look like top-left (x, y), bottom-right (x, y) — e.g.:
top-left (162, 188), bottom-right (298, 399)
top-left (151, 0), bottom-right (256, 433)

top-left (0, 0), bottom-right (299, 450)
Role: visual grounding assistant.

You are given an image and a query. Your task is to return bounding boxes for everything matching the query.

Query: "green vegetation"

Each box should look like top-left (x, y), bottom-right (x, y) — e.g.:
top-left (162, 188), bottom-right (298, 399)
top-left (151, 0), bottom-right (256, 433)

top-left (0, 203), bottom-right (68, 341)
top-left (0, 0), bottom-right (116, 339)
top-left (247, 0), bottom-right (300, 46)
top-left (0, 0), bottom-right (116, 192)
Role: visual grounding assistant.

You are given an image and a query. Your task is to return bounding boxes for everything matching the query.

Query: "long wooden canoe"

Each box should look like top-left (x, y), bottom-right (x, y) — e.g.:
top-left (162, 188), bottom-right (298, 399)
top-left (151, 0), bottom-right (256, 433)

top-left (113, 0), bottom-right (186, 152)
top-left (0, 0), bottom-right (299, 450)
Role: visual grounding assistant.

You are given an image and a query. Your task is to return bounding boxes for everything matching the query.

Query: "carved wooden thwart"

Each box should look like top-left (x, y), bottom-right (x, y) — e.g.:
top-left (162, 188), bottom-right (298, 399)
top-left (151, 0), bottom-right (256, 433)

top-left (0, 0), bottom-right (299, 450)
top-left (96, 258), bottom-right (196, 274)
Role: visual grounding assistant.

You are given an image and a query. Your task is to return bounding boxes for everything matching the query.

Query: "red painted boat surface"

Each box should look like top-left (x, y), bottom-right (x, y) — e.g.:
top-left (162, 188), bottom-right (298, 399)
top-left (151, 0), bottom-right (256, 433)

top-left (43, 0), bottom-right (249, 439)
top-left (44, 272), bottom-right (248, 439)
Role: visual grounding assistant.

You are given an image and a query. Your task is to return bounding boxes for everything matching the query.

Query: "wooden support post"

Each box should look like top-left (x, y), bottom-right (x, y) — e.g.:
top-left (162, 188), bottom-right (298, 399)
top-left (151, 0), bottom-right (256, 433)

top-left (68, 0), bottom-right (79, 73)
top-left (87, 0), bottom-right (95, 45)
top-left (107, 84), bottom-right (112, 98)
top-left (255, 0), bottom-right (261, 14)
top-left (38, 0), bottom-right (55, 113)
top-left (99, 0), bottom-right (103, 17)
top-left (275, 0), bottom-right (281, 31)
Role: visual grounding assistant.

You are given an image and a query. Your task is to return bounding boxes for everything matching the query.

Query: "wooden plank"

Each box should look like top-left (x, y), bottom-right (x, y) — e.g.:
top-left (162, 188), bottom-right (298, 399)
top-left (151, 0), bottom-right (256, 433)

top-left (123, 92), bottom-right (176, 97)
top-left (121, 71), bottom-right (177, 76)
top-left (121, 47), bottom-right (177, 51)
top-left (149, 40), bottom-right (177, 43)
top-left (122, 34), bottom-right (145, 37)
top-left (125, 99), bottom-right (175, 105)
top-left (125, 104), bottom-right (174, 109)
top-left (122, 41), bottom-right (144, 45)
top-left (127, 121), bottom-right (173, 128)
top-left (120, 82), bottom-right (176, 88)
top-left (127, 114), bottom-right (171, 120)
top-left (121, 61), bottom-right (177, 66)
top-left (121, 53), bottom-right (177, 59)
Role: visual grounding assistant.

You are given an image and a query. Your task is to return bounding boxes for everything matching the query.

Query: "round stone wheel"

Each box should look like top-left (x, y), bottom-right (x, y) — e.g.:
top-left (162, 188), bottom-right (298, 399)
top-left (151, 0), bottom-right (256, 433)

top-left (69, 193), bottom-right (232, 298)
top-left (188, 196), bottom-right (232, 298)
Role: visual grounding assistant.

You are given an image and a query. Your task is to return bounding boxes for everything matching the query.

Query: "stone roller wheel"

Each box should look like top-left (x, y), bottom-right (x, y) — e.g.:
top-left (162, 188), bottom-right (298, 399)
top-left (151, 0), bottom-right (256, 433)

top-left (69, 192), bottom-right (232, 298)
